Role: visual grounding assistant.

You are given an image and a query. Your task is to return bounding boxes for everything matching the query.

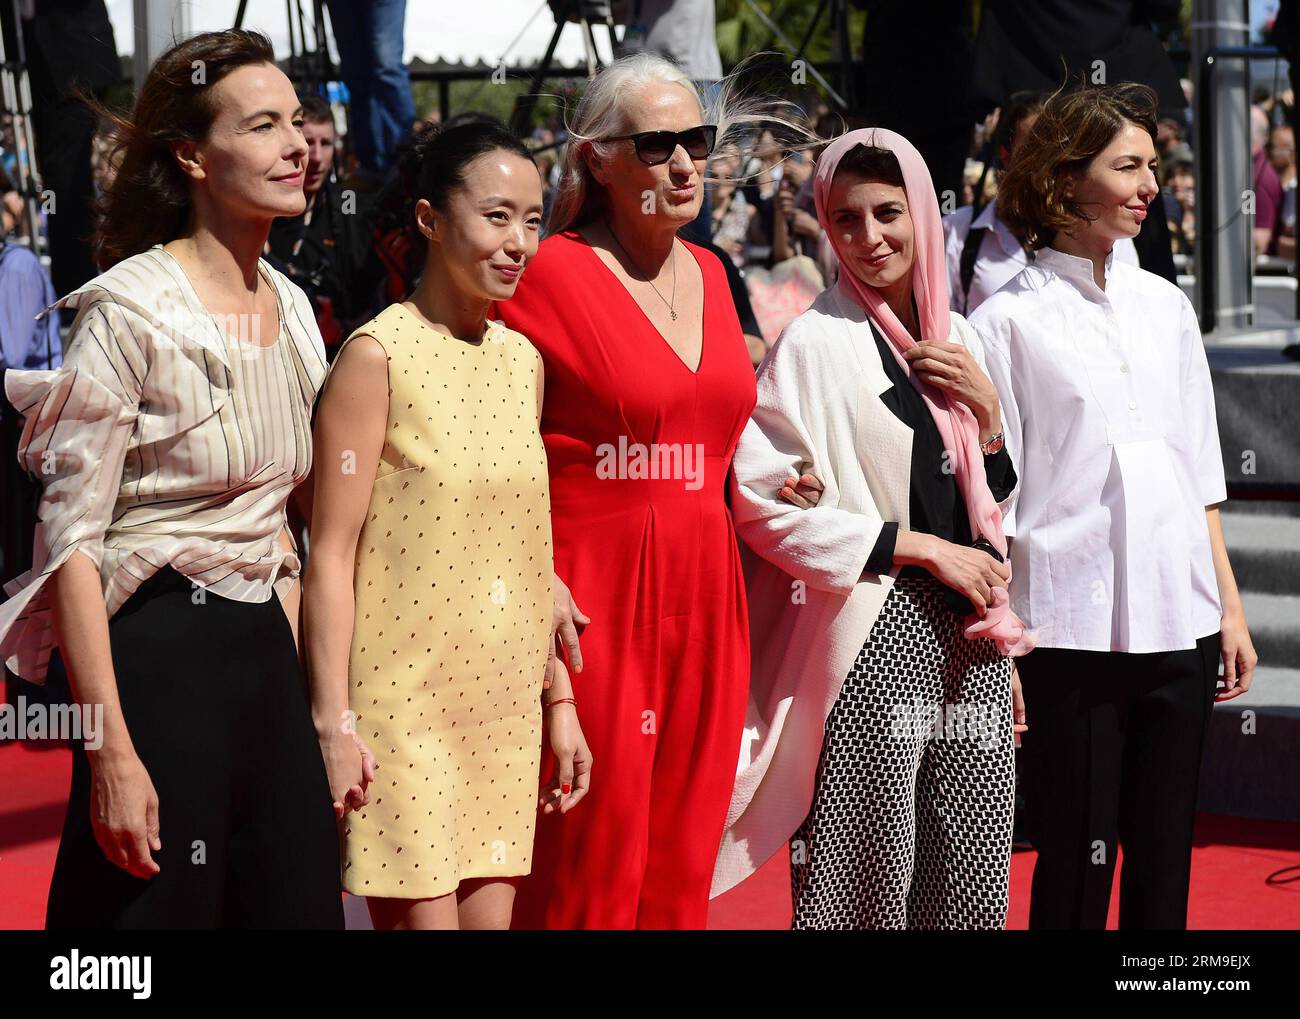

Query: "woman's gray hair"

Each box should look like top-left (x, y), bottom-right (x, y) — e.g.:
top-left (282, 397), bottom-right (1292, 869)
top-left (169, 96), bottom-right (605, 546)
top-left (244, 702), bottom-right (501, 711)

top-left (547, 51), bottom-right (817, 236)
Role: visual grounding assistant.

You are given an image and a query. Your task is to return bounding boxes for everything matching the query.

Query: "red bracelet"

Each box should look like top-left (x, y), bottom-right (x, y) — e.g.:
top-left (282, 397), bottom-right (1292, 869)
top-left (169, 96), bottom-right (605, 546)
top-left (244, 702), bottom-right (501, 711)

top-left (545, 696), bottom-right (576, 710)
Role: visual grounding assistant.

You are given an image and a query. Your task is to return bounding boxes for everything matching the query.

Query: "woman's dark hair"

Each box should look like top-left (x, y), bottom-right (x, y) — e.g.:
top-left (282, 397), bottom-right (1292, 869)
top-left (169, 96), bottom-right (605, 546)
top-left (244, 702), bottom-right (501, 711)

top-left (89, 30), bottom-right (279, 269)
top-left (997, 81), bottom-right (1159, 249)
top-left (832, 143), bottom-right (905, 188)
top-left (396, 117), bottom-right (536, 246)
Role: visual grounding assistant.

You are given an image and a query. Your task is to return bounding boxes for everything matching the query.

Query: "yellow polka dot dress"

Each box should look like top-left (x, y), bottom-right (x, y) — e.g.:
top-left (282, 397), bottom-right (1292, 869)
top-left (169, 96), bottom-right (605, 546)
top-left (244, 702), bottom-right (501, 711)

top-left (338, 303), bottom-right (552, 899)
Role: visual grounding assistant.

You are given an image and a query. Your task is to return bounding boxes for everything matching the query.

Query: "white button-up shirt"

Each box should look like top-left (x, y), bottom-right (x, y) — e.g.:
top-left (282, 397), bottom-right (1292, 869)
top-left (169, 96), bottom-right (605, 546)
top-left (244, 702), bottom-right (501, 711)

top-left (969, 246), bottom-right (1226, 653)
top-left (943, 198), bottom-right (1139, 315)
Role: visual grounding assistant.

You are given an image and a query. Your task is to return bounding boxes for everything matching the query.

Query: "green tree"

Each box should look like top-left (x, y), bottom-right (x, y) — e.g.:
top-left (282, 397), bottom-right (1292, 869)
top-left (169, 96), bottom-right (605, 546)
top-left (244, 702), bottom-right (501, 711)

top-left (715, 0), bottom-right (866, 66)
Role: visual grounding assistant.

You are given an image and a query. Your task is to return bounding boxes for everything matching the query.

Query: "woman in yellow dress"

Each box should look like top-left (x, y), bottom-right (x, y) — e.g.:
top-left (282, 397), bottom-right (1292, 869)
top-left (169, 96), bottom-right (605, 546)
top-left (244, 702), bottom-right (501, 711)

top-left (303, 119), bottom-right (592, 929)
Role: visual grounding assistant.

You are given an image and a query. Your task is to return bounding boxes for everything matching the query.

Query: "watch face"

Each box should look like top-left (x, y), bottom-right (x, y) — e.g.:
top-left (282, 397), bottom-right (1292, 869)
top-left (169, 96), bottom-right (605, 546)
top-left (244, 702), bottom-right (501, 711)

top-left (982, 435), bottom-right (1004, 454)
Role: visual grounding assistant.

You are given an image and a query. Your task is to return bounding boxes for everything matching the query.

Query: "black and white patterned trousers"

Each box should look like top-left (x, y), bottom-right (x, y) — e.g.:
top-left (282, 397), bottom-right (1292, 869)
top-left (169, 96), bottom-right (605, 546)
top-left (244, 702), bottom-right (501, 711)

top-left (790, 571), bottom-right (1015, 930)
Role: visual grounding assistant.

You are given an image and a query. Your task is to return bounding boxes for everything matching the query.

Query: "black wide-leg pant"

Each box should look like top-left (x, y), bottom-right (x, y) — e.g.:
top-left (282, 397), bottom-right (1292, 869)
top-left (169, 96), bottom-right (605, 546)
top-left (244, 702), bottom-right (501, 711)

top-left (1016, 634), bottom-right (1220, 930)
top-left (45, 567), bottom-right (343, 929)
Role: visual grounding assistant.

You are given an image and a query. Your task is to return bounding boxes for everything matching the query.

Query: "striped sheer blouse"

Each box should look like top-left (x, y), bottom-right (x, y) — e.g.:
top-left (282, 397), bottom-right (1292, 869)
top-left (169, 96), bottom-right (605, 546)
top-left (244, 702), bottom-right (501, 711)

top-left (0, 244), bottom-right (328, 683)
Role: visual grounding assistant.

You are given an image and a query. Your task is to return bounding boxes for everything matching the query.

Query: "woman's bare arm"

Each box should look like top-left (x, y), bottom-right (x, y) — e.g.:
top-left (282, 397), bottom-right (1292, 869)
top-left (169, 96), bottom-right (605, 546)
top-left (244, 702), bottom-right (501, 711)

top-left (302, 335), bottom-right (389, 742)
top-left (50, 553), bottom-right (128, 754)
top-left (50, 550), bottom-right (161, 877)
top-left (1205, 505), bottom-right (1258, 700)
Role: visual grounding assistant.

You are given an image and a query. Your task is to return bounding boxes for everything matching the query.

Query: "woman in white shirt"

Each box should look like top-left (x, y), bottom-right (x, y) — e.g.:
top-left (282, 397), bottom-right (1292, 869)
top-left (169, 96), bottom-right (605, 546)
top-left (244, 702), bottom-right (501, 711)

top-left (969, 83), bottom-right (1258, 930)
top-left (942, 90), bottom-right (1139, 316)
top-left (0, 30), bottom-right (355, 928)
top-left (714, 128), bottom-right (1032, 929)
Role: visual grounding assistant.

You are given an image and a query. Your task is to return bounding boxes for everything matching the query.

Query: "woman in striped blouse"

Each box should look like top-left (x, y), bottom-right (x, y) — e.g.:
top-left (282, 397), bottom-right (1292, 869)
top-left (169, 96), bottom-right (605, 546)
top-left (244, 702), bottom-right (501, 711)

top-left (0, 30), bottom-right (360, 928)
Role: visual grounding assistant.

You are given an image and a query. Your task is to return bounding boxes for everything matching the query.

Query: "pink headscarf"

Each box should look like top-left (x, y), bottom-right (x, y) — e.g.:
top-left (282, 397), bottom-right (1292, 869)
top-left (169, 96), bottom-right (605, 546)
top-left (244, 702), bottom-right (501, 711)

top-left (813, 127), bottom-right (1034, 657)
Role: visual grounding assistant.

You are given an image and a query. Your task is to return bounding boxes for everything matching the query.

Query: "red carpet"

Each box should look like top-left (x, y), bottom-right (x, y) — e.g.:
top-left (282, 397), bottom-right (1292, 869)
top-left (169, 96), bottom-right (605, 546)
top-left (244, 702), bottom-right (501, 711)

top-left (706, 814), bottom-right (1300, 929)
top-left (2, 739), bottom-right (1296, 929)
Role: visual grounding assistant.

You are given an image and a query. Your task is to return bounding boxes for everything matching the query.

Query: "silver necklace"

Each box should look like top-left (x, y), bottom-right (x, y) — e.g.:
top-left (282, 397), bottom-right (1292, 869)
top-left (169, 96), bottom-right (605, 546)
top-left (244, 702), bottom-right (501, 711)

top-left (606, 225), bottom-right (677, 320)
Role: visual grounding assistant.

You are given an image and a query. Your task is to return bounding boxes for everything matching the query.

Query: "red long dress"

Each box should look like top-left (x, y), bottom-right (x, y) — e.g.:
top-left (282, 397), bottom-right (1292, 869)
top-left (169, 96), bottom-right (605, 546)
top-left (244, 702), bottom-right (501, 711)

top-left (494, 229), bottom-right (756, 928)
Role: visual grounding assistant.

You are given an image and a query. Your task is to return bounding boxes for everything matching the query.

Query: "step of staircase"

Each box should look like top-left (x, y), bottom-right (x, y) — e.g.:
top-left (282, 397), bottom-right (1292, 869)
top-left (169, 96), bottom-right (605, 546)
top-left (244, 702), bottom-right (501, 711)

top-left (1222, 499), bottom-right (1300, 518)
top-left (1200, 666), bottom-right (1300, 821)
top-left (1195, 508), bottom-right (1298, 819)
top-left (1220, 511), bottom-right (1300, 596)
top-left (1238, 591), bottom-right (1300, 670)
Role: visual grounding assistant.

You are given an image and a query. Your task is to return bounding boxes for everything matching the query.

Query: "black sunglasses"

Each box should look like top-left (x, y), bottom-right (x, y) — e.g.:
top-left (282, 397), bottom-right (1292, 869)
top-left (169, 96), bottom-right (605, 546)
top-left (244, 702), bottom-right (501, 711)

top-left (604, 125), bottom-right (718, 165)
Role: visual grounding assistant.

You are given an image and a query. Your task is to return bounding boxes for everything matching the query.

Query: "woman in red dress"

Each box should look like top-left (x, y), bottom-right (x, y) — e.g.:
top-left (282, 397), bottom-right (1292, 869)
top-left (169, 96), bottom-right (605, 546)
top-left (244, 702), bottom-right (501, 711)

top-left (494, 53), bottom-right (764, 928)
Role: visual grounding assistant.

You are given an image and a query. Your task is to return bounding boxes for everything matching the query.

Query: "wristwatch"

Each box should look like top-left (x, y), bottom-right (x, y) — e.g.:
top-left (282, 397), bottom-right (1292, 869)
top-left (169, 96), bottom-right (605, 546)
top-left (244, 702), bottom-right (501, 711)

top-left (979, 430), bottom-right (1005, 455)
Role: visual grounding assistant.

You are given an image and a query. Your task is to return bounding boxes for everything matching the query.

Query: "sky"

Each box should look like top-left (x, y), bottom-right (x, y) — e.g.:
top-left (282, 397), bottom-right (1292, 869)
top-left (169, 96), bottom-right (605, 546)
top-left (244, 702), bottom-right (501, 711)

top-left (104, 0), bottom-right (614, 66)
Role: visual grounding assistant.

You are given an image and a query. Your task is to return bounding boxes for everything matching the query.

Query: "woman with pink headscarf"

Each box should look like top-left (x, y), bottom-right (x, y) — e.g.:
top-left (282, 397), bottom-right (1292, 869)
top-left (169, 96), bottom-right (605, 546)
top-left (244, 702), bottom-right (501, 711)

top-left (713, 128), bottom-right (1032, 929)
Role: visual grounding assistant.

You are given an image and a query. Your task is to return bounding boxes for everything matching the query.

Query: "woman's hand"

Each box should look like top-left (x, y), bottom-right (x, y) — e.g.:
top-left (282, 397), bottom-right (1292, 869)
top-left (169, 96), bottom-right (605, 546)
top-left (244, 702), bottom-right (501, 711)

top-left (88, 748), bottom-right (161, 879)
top-left (547, 573), bottom-right (590, 688)
top-left (917, 534), bottom-right (1010, 617)
top-left (778, 470), bottom-right (825, 510)
top-left (902, 341), bottom-right (1002, 436)
top-left (319, 726), bottom-right (377, 819)
top-left (1011, 662), bottom-right (1028, 736)
top-left (541, 705), bottom-right (592, 815)
top-left (540, 659), bottom-right (592, 815)
top-left (1215, 605), bottom-right (1258, 701)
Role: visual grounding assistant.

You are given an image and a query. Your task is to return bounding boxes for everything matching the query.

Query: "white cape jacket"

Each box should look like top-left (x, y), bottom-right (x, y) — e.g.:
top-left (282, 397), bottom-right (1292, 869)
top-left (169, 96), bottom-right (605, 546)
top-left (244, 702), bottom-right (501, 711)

top-left (712, 281), bottom-right (1011, 897)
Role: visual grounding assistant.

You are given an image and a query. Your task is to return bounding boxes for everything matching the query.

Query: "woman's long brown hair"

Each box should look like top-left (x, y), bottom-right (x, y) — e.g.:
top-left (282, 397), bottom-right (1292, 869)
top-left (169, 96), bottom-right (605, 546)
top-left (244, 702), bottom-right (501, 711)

top-left (85, 29), bottom-right (277, 270)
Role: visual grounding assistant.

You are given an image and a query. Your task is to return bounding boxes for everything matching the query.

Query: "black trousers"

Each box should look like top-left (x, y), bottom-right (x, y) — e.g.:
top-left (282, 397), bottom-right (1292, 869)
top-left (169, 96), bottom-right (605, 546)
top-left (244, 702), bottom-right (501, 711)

top-left (1017, 634), bottom-right (1220, 930)
top-left (45, 567), bottom-right (343, 929)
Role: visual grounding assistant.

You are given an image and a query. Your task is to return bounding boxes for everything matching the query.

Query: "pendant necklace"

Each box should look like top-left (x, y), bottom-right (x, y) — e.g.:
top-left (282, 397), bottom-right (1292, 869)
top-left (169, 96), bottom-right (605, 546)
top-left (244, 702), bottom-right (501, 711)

top-left (606, 225), bottom-right (677, 320)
